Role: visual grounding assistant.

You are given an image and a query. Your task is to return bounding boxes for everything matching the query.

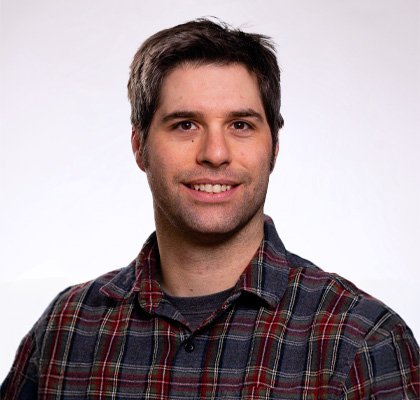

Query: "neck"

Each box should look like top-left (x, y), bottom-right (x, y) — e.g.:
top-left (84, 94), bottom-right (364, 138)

top-left (154, 211), bottom-right (265, 297)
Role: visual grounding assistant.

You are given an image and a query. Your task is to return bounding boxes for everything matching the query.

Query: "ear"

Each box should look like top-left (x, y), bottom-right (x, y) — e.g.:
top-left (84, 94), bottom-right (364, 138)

top-left (270, 142), bottom-right (279, 172)
top-left (131, 128), bottom-right (145, 171)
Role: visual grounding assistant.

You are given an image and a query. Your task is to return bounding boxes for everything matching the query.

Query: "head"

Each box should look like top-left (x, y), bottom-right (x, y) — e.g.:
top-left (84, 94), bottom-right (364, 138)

top-left (127, 18), bottom-right (284, 171)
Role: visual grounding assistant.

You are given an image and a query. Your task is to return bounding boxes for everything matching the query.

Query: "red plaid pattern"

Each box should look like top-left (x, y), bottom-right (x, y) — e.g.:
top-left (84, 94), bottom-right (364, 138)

top-left (2, 216), bottom-right (419, 399)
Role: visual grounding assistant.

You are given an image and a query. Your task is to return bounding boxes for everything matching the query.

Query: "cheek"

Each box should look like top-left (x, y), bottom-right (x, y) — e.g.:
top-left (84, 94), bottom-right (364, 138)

top-left (147, 149), bottom-right (185, 185)
top-left (239, 142), bottom-right (272, 171)
top-left (147, 141), bottom-right (175, 167)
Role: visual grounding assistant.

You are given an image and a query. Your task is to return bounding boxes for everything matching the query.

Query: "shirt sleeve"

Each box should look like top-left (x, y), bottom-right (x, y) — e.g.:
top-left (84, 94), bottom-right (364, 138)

top-left (1, 286), bottom-right (72, 400)
top-left (342, 322), bottom-right (420, 399)
top-left (0, 329), bottom-right (39, 400)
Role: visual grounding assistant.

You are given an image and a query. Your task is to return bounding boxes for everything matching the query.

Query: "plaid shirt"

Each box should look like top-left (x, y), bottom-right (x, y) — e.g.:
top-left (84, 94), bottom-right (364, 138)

top-left (2, 216), bottom-right (419, 399)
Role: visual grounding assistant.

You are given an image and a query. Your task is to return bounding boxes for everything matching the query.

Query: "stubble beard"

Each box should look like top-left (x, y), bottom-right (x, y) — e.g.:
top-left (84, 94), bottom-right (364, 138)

top-left (147, 167), bottom-right (270, 247)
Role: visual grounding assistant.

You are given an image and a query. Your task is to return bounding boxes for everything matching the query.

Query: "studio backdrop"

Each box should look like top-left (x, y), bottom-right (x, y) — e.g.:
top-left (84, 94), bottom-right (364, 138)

top-left (1, 0), bottom-right (419, 381)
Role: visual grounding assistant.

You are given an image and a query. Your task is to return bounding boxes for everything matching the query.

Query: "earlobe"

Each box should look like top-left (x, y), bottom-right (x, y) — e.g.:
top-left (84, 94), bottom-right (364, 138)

top-left (131, 128), bottom-right (145, 171)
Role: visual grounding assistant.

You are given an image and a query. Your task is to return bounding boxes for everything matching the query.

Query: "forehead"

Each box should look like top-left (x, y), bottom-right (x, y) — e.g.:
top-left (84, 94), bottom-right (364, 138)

top-left (156, 63), bottom-right (265, 116)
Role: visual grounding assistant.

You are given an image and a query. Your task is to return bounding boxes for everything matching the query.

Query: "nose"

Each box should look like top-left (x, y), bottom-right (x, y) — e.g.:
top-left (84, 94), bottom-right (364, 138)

top-left (196, 127), bottom-right (232, 167)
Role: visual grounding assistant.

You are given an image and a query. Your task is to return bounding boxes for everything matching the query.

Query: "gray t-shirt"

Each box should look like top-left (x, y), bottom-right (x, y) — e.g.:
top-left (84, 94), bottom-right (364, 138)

top-left (164, 287), bottom-right (233, 331)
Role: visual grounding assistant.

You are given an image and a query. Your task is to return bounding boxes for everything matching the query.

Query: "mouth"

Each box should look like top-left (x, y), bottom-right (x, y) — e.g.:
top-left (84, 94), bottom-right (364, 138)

top-left (188, 183), bottom-right (235, 194)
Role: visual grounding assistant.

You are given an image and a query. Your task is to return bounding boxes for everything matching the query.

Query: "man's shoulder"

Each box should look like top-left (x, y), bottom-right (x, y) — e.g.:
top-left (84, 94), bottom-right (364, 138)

top-left (284, 250), bottom-right (413, 346)
top-left (49, 260), bottom-right (138, 313)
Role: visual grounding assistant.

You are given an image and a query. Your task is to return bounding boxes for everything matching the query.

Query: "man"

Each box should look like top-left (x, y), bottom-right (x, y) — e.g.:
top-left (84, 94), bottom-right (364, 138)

top-left (2, 18), bottom-right (419, 399)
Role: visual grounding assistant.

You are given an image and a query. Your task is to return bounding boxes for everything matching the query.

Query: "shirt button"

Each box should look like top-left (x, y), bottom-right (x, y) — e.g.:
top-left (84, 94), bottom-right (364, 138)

top-left (184, 341), bottom-right (195, 353)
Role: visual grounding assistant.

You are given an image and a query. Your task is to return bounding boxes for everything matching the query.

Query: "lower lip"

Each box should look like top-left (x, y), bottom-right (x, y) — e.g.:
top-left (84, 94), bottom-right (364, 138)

top-left (183, 185), bottom-right (239, 202)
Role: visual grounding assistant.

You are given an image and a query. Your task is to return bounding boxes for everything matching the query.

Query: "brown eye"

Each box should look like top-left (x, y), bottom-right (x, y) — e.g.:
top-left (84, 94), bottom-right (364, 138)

top-left (180, 121), bottom-right (192, 130)
top-left (232, 121), bottom-right (250, 130)
top-left (176, 121), bottom-right (198, 131)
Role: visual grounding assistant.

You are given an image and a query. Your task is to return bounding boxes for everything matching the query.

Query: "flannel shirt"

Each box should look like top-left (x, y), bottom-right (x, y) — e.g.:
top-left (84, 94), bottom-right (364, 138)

top-left (2, 216), bottom-right (419, 399)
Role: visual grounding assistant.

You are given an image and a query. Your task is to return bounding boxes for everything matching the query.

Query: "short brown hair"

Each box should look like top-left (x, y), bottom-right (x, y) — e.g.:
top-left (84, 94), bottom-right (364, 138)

top-left (128, 18), bottom-right (284, 168)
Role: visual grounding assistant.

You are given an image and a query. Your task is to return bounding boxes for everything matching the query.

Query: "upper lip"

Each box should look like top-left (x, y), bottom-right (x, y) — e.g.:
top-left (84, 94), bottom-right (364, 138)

top-left (185, 179), bottom-right (238, 186)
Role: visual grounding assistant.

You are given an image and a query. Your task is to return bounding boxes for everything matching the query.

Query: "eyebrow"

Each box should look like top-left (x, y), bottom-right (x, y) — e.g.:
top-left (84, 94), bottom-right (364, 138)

top-left (226, 108), bottom-right (264, 122)
top-left (160, 111), bottom-right (204, 123)
top-left (160, 108), bottom-right (264, 124)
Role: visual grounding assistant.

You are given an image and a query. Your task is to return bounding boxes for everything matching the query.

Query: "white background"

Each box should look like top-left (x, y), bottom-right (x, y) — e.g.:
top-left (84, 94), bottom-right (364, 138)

top-left (1, 0), bottom-right (419, 381)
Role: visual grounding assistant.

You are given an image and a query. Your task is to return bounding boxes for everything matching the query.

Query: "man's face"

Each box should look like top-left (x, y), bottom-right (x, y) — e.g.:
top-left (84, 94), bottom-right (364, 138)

top-left (133, 63), bottom-right (277, 242)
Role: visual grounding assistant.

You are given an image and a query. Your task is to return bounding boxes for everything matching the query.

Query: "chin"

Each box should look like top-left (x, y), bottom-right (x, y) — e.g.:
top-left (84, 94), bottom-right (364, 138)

top-left (171, 209), bottom-right (264, 245)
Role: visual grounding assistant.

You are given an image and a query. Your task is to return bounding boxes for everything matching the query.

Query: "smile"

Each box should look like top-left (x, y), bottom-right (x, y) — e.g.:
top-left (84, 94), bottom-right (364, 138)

top-left (189, 184), bottom-right (233, 194)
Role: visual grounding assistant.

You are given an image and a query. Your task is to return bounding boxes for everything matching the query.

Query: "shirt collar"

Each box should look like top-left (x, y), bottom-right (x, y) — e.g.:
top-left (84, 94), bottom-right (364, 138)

top-left (101, 215), bottom-right (290, 312)
top-left (234, 215), bottom-right (290, 308)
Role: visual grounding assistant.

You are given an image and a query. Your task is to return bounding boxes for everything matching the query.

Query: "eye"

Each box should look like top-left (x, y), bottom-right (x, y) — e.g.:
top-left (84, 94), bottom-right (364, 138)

top-left (230, 121), bottom-right (252, 131)
top-left (175, 121), bottom-right (198, 131)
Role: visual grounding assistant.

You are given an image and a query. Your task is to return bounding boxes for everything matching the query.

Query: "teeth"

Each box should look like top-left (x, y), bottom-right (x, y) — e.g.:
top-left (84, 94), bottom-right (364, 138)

top-left (192, 184), bottom-right (233, 194)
